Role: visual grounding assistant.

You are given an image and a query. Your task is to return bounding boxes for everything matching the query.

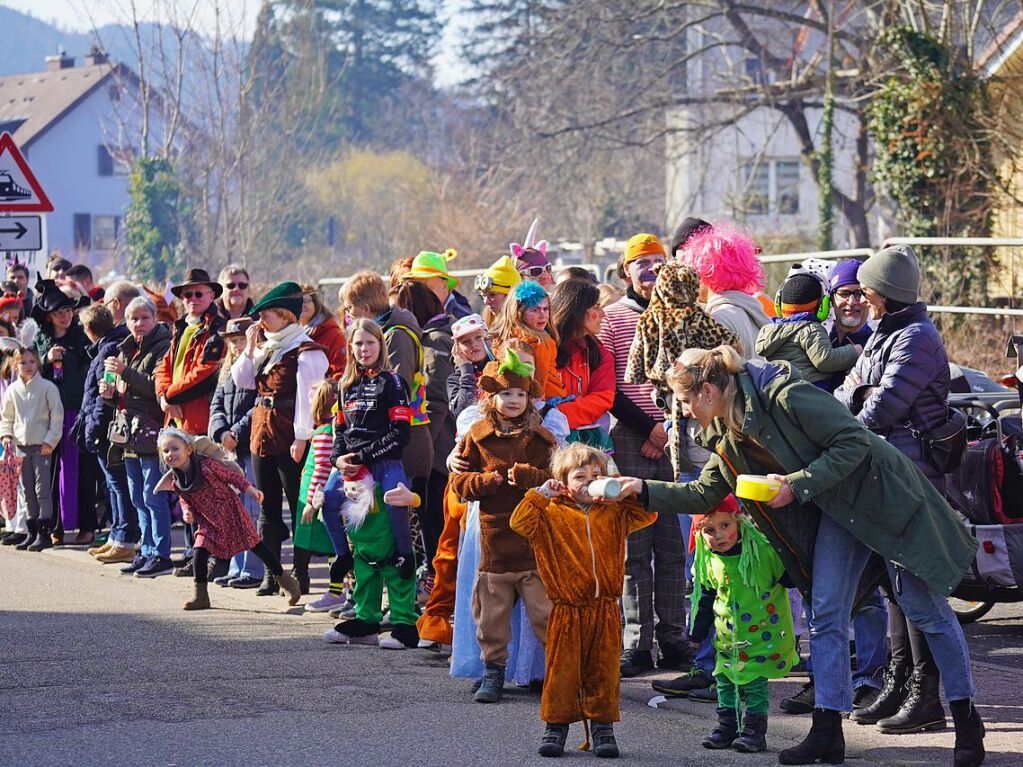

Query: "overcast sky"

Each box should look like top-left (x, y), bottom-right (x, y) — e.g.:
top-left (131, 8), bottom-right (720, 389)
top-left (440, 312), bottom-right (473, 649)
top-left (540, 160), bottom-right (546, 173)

top-left (2, 0), bottom-right (467, 85)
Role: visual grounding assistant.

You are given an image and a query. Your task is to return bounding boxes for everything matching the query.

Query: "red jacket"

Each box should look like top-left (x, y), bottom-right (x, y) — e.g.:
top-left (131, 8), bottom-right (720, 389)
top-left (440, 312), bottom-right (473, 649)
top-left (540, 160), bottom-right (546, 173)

top-left (556, 338), bottom-right (615, 429)
top-left (154, 306), bottom-right (227, 435)
top-left (309, 315), bottom-right (346, 380)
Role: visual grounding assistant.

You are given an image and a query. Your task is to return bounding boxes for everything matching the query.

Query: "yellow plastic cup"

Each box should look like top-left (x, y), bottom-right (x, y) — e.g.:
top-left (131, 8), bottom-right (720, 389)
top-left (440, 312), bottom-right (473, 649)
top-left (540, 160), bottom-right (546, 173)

top-left (735, 474), bottom-right (782, 502)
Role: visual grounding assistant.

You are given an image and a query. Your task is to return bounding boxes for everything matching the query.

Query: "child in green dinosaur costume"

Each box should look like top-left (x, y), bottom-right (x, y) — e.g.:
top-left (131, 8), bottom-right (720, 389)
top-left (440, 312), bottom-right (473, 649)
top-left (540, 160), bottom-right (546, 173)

top-left (690, 495), bottom-right (799, 754)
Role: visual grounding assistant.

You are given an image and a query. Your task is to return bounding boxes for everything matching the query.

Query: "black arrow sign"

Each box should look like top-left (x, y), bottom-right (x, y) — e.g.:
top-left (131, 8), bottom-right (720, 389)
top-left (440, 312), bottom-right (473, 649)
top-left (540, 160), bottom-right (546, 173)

top-left (0, 222), bottom-right (27, 239)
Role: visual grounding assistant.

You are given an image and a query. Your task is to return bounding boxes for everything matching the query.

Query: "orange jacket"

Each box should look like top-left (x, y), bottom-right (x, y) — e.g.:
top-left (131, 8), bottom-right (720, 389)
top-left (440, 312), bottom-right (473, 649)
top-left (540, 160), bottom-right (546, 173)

top-left (556, 338), bottom-right (615, 429)
top-left (154, 306), bottom-right (227, 435)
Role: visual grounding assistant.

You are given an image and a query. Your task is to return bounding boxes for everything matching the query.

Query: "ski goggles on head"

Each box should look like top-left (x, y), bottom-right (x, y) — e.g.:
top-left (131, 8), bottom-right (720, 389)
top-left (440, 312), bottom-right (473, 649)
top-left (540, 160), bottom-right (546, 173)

top-left (474, 274), bottom-right (512, 293)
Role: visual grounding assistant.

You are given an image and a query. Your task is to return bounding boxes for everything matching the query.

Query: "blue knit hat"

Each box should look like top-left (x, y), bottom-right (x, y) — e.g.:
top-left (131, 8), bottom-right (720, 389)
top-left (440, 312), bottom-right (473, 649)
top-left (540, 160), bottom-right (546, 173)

top-left (829, 260), bottom-right (863, 293)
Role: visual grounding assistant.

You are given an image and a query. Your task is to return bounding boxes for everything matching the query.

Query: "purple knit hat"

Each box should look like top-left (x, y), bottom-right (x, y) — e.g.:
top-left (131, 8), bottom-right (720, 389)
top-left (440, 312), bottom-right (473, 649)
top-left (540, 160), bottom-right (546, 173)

top-left (829, 259), bottom-right (863, 293)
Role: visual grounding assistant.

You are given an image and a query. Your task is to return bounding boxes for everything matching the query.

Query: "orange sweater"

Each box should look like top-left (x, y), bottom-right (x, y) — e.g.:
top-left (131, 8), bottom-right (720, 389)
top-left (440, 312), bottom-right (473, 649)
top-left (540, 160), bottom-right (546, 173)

top-left (506, 328), bottom-right (566, 400)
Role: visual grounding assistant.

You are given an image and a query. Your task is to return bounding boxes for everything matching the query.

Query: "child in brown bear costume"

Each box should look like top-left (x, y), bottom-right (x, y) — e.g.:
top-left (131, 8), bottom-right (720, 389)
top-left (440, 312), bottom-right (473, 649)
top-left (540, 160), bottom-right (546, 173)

top-left (512, 443), bottom-right (657, 758)
top-left (447, 348), bottom-right (556, 704)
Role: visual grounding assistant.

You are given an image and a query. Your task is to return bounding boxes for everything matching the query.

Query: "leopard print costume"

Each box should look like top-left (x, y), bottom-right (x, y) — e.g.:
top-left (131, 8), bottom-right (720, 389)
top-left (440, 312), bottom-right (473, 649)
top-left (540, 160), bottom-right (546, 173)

top-left (624, 262), bottom-right (738, 473)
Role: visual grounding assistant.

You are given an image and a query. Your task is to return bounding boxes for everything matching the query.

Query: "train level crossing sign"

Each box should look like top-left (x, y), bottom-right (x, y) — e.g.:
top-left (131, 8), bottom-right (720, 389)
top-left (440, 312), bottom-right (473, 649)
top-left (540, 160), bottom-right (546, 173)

top-left (0, 215), bottom-right (42, 251)
top-left (0, 132), bottom-right (53, 213)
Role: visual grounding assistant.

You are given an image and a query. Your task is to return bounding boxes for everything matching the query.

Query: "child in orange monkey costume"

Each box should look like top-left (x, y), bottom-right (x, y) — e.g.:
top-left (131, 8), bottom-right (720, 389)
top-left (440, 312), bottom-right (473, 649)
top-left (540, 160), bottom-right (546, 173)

top-left (511, 443), bottom-right (656, 759)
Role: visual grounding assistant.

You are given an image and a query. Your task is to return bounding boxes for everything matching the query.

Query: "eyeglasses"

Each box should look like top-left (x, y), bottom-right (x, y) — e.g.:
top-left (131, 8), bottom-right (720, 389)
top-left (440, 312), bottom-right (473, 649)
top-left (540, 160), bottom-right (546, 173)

top-left (225, 282), bottom-right (249, 290)
top-left (519, 265), bottom-right (552, 279)
top-left (834, 289), bottom-right (865, 301)
top-left (181, 290), bottom-right (208, 300)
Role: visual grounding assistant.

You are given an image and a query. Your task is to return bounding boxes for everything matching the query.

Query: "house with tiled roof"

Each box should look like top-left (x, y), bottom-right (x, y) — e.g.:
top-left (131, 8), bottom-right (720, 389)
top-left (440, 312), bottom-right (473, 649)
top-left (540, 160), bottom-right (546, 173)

top-left (0, 47), bottom-right (150, 270)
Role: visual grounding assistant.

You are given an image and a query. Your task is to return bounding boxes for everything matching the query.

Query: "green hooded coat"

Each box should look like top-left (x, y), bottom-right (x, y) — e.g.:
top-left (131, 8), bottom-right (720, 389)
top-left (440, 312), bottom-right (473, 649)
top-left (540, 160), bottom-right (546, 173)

top-left (647, 360), bottom-right (977, 597)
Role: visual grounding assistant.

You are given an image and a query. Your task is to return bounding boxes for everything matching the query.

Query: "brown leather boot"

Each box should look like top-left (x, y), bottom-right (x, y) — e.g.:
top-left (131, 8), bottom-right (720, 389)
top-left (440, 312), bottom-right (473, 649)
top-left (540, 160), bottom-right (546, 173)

top-left (183, 582), bottom-right (211, 610)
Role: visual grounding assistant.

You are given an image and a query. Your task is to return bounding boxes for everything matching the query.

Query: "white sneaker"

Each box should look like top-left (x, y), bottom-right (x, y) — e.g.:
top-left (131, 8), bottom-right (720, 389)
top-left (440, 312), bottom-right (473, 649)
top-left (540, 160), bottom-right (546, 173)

top-left (324, 628), bottom-right (379, 645)
top-left (379, 634), bottom-right (408, 650)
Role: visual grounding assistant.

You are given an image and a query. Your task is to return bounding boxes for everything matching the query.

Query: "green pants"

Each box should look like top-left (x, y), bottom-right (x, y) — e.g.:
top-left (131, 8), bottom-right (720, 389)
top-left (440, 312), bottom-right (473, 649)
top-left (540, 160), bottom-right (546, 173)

top-left (715, 674), bottom-right (770, 715)
top-left (352, 556), bottom-right (418, 626)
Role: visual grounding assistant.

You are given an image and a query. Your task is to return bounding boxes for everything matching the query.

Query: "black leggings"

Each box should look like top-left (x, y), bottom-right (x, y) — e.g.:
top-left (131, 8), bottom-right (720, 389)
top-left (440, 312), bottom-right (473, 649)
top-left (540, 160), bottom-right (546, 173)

top-left (417, 470), bottom-right (448, 573)
top-left (252, 452), bottom-right (303, 542)
top-left (194, 542), bottom-right (282, 584)
top-left (881, 580), bottom-right (937, 676)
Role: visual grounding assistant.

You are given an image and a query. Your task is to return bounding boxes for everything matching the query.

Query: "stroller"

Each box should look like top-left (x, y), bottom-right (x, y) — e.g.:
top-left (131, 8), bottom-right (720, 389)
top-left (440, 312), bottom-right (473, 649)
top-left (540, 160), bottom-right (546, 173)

top-left (944, 335), bottom-right (1023, 623)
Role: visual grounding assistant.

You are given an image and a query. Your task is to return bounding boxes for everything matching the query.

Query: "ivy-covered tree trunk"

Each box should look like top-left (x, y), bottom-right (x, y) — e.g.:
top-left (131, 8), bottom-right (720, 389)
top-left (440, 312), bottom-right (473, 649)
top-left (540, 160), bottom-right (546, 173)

top-left (124, 156), bottom-right (181, 284)
top-left (868, 27), bottom-right (994, 305)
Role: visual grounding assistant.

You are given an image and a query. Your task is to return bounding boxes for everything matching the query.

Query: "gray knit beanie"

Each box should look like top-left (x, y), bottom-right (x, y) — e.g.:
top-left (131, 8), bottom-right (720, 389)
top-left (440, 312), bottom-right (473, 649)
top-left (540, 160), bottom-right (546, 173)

top-left (857, 245), bottom-right (920, 304)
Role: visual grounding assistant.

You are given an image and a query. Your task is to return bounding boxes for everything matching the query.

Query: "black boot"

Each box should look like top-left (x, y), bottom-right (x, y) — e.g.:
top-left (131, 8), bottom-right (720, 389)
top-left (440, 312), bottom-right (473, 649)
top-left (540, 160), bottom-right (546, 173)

top-left (590, 721), bottom-right (619, 758)
top-left (850, 660), bottom-right (909, 725)
top-left (1, 530), bottom-right (27, 546)
top-left (292, 546), bottom-right (312, 594)
top-left (702, 707), bottom-right (739, 749)
top-left (538, 723), bottom-right (569, 757)
top-left (780, 679), bottom-right (815, 714)
top-left (474, 663), bottom-right (505, 703)
top-left (949, 699), bottom-right (985, 767)
top-left (876, 670), bottom-right (946, 734)
top-left (15, 519), bottom-right (37, 550)
top-left (733, 711), bottom-right (768, 753)
top-left (27, 522), bottom-right (53, 551)
top-left (256, 532), bottom-right (282, 596)
top-left (778, 708), bottom-right (845, 765)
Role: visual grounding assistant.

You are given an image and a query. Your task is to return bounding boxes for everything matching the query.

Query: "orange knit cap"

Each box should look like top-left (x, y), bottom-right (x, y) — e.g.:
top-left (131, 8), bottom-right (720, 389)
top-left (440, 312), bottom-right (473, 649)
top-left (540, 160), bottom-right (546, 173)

top-left (624, 233), bottom-right (666, 265)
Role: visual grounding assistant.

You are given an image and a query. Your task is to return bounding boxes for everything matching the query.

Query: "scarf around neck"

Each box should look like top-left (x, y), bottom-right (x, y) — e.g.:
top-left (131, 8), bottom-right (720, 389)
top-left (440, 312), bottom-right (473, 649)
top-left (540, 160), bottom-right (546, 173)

top-left (253, 323), bottom-right (311, 371)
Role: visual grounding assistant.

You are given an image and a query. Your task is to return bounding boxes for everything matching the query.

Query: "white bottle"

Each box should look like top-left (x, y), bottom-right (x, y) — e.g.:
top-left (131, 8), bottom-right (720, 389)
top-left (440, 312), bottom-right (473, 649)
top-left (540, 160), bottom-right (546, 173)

top-left (588, 477), bottom-right (621, 500)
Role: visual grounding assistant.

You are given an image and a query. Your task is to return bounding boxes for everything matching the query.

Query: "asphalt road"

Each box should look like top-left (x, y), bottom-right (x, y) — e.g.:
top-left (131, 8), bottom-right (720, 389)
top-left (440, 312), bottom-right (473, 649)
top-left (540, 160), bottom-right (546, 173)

top-left (2, 542), bottom-right (1022, 766)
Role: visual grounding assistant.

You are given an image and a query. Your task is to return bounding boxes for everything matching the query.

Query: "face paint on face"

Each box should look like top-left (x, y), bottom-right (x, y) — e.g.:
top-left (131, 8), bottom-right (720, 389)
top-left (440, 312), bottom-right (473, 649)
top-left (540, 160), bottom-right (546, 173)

top-left (699, 511), bottom-right (740, 553)
top-left (523, 299), bottom-right (550, 332)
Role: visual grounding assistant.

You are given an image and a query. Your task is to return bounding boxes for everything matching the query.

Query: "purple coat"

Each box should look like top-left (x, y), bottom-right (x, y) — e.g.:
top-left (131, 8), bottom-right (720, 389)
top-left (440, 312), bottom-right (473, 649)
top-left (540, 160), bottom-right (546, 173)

top-left (835, 302), bottom-right (949, 485)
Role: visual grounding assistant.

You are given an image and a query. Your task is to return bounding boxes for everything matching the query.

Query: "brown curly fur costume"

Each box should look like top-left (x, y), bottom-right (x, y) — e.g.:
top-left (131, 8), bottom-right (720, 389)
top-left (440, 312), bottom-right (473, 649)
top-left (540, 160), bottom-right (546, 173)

top-left (512, 489), bottom-right (656, 724)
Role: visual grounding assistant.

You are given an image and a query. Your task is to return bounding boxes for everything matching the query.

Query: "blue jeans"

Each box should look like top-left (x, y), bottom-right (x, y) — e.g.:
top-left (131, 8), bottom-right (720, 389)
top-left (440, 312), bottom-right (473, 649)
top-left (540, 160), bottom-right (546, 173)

top-left (227, 455), bottom-right (264, 580)
top-left (805, 586), bottom-right (888, 691)
top-left (320, 469), bottom-right (350, 556)
top-left (98, 453), bottom-right (138, 546)
top-left (125, 455), bottom-right (171, 560)
top-left (809, 514), bottom-right (975, 711)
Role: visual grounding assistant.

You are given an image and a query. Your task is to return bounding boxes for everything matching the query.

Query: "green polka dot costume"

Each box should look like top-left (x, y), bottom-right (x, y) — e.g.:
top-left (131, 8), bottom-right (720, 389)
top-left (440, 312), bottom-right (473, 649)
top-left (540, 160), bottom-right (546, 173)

top-left (692, 516), bottom-right (799, 687)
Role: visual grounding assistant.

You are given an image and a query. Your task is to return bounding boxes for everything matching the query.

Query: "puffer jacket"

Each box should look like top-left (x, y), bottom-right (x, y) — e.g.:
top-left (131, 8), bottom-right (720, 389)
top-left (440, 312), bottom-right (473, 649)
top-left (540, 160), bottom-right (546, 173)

top-left (81, 323), bottom-right (130, 453)
top-left (208, 368), bottom-right (256, 458)
top-left (834, 302), bottom-right (949, 483)
top-left (107, 323), bottom-right (173, 455)
top-left (422, 314), bottom-right (455, 474)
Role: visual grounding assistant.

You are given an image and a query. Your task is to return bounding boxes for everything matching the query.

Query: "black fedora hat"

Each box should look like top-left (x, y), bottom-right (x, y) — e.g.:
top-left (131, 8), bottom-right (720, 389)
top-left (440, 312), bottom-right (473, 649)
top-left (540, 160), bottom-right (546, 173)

top-left (171, 268), bottom-right (223, 299)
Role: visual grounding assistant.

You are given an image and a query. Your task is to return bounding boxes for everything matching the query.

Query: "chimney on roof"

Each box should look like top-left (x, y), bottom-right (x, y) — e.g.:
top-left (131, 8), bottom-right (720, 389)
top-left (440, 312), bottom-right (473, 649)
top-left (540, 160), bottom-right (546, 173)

top-left (84, 46), bottom-right (109, 66)
top-left (45, 47), bottom-right (75, 71)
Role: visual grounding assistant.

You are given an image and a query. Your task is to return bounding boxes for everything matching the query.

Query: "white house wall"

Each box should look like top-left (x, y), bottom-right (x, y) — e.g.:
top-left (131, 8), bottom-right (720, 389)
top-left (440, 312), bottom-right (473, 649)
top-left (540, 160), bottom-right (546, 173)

top-left (23, 77), bottom-right (154, 273)
top-left (666, 102), bottom-right (869, 247)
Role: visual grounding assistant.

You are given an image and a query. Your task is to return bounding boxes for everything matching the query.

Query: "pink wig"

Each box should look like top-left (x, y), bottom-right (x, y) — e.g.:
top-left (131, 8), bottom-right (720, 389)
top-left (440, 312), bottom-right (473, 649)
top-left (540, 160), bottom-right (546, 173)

top-left (680, 222), bottom-right (765, 295)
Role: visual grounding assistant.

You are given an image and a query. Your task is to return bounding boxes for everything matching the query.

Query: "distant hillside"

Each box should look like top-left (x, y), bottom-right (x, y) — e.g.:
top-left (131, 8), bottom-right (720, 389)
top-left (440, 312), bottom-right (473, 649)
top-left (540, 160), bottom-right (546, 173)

top-left (0, 6), bottom-right (176, 76)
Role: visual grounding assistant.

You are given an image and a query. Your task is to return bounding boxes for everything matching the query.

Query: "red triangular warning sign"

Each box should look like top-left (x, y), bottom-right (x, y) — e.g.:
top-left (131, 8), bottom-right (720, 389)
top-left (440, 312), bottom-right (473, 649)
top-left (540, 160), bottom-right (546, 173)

top-left (0, 132), bottom-right (53, 213)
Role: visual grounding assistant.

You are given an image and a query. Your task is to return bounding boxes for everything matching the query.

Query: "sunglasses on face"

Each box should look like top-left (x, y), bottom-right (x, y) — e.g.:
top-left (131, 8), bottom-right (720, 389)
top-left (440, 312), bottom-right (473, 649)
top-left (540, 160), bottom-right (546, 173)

top-left (182, 291), bottom-right (208, 300)
top-left (519, 265), bottom-right (552, 279)
top-left (225, 282), bottom-right (249, 290)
